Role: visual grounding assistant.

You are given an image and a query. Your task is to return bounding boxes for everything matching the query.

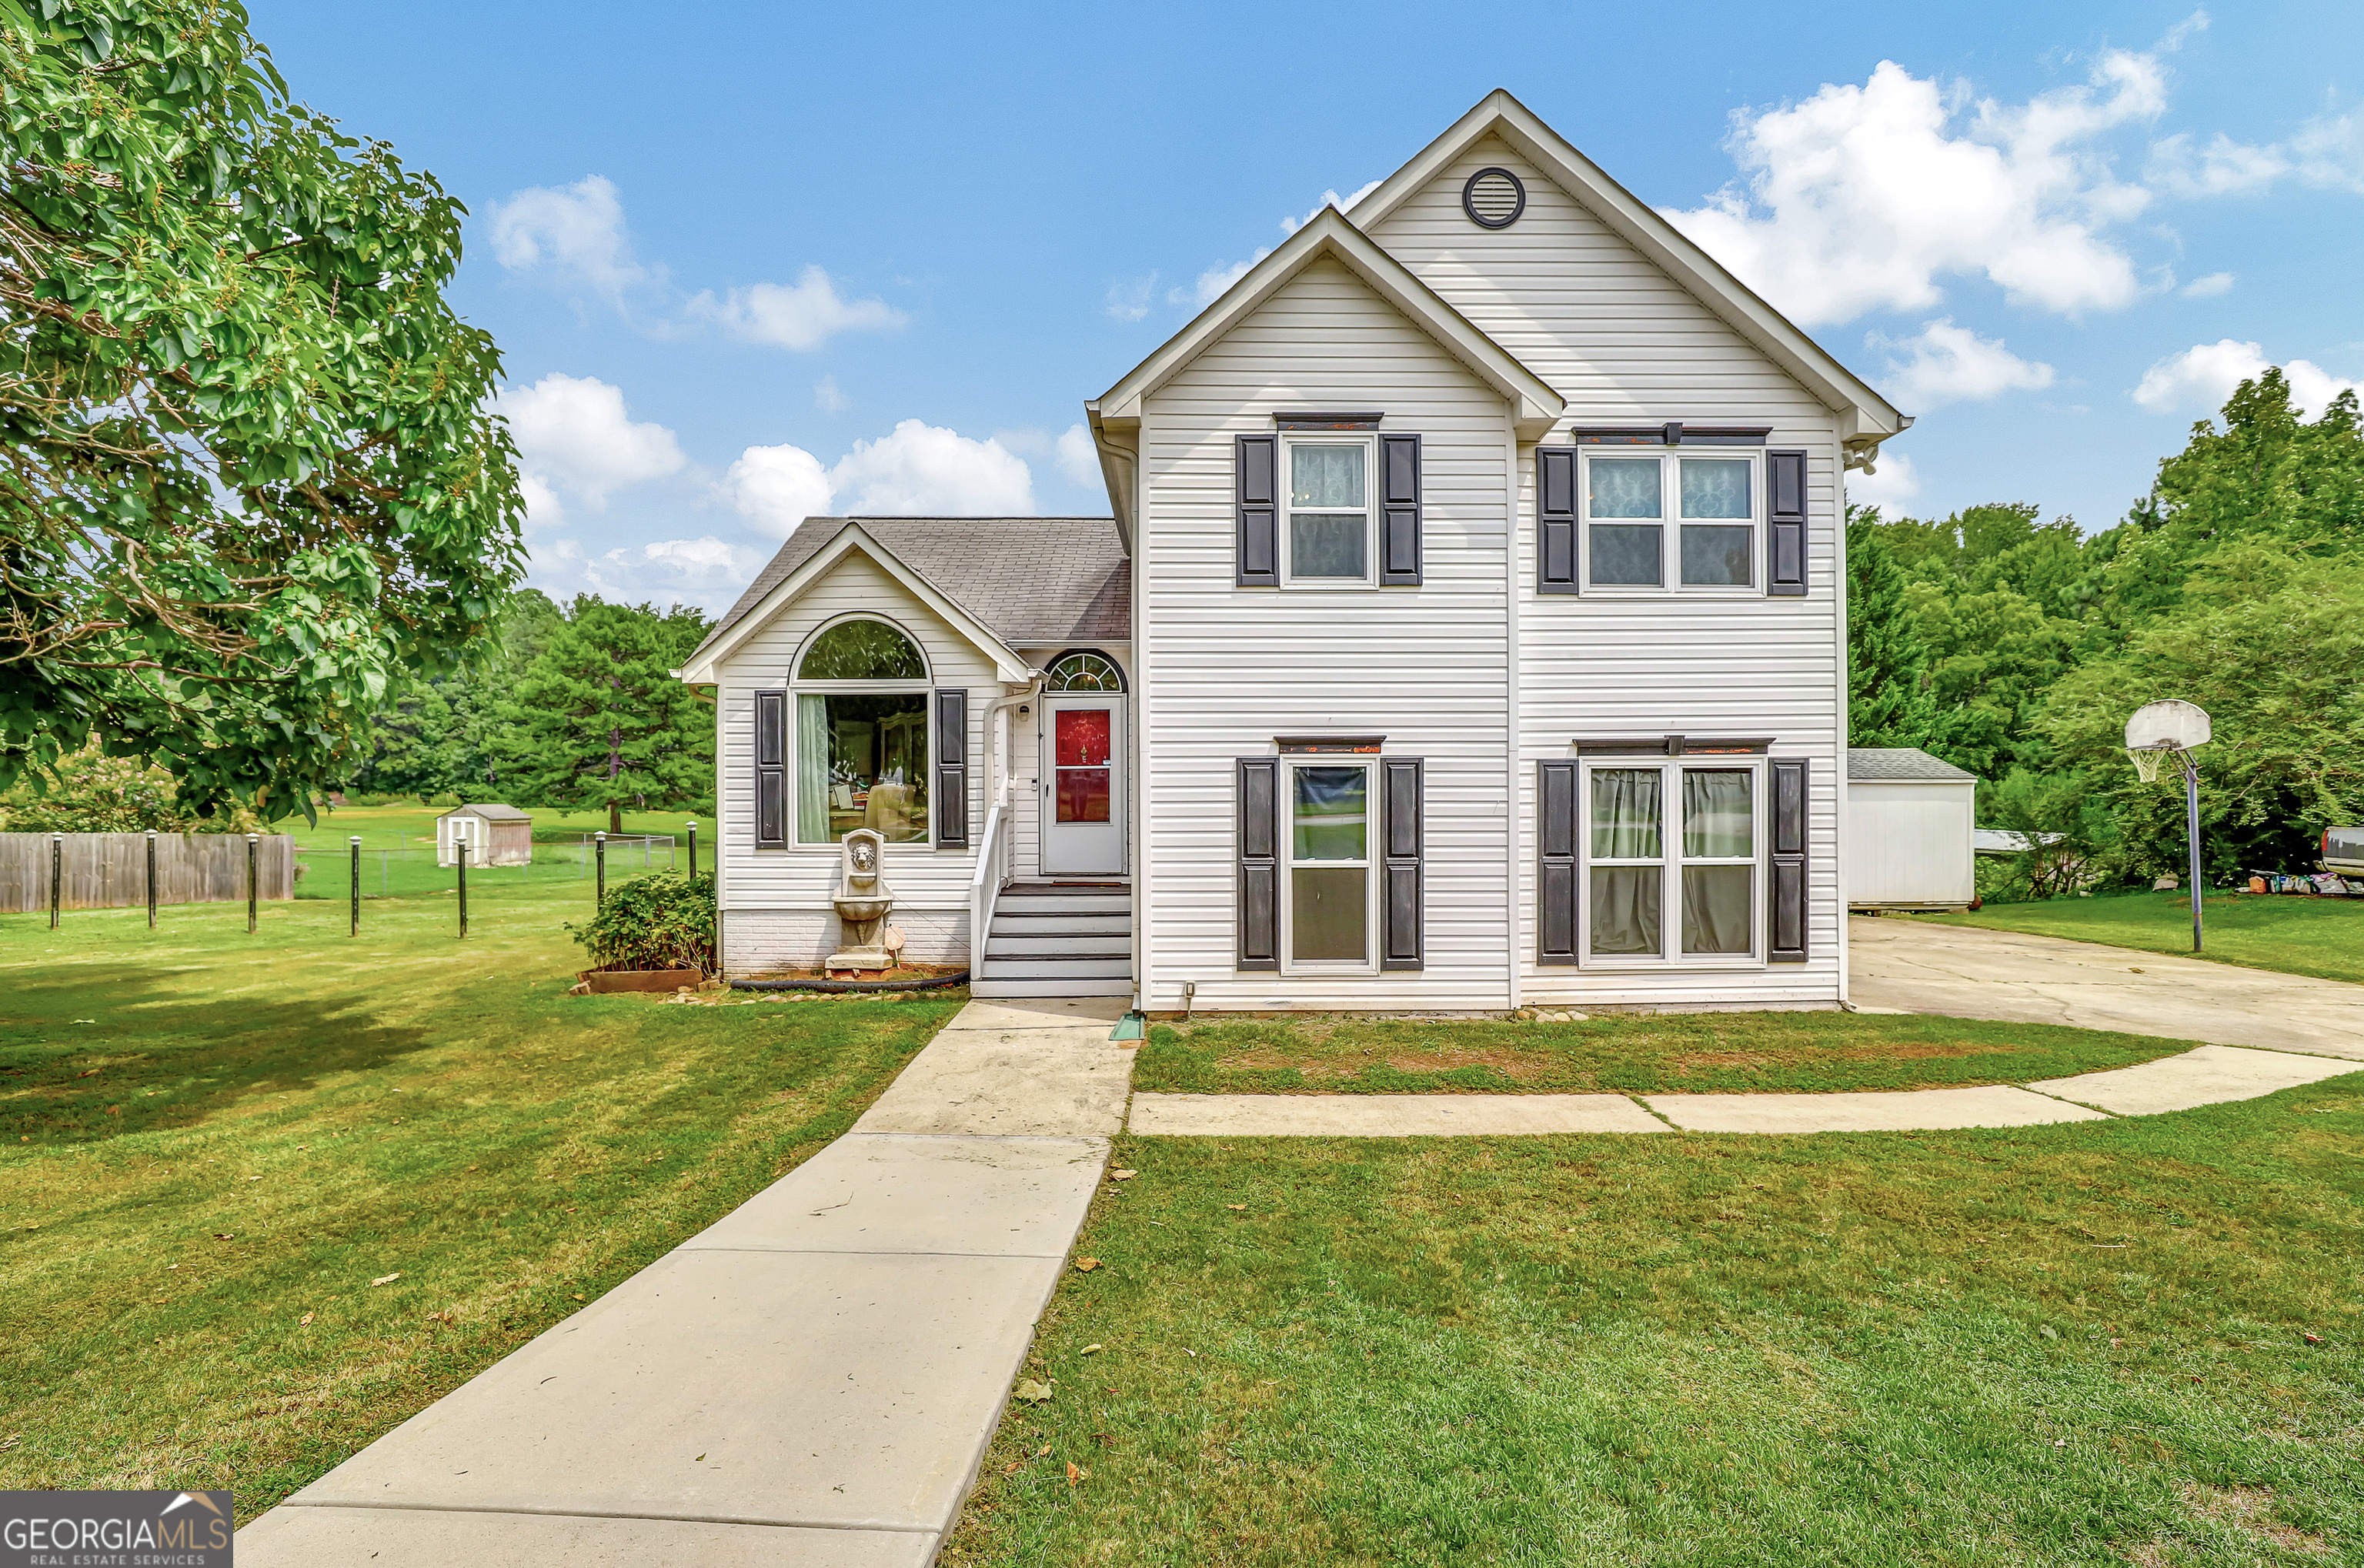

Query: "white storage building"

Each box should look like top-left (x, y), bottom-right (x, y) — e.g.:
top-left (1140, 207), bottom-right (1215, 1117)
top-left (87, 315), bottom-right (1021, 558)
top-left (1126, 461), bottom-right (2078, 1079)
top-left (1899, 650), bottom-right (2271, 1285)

top-left (1846, 749), bottom-right (1976, 911)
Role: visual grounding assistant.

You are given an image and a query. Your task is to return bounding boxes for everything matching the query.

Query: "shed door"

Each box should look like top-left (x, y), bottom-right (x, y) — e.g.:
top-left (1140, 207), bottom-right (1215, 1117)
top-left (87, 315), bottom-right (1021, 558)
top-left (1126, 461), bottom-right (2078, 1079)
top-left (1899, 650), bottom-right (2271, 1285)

top-left (1040, 697), bottom-right (1124, 876)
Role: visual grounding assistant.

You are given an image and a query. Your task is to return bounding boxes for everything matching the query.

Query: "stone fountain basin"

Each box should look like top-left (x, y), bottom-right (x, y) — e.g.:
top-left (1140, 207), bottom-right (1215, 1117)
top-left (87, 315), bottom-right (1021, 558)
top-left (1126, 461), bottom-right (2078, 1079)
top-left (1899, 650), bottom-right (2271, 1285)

top-left (833, 898), bottom-right (893, 922)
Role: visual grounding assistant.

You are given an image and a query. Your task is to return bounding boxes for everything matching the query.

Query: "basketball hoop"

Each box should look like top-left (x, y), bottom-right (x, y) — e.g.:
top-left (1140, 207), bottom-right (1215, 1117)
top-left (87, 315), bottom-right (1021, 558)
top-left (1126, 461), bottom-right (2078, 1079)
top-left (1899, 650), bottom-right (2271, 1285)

top-left (2123, 699), bottom-right (2212, 953)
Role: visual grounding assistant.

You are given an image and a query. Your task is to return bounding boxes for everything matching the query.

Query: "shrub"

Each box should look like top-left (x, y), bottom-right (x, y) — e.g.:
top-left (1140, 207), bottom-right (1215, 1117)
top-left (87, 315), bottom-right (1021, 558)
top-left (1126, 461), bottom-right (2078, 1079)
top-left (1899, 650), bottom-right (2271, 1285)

top-left (568, 873), bottom-right (716, 974)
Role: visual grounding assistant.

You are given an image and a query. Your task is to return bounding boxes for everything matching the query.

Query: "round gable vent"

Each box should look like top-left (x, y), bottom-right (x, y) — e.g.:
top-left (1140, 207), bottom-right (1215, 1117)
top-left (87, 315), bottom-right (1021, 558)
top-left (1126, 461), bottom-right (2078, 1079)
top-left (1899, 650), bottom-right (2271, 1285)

top-left (1461, 166), bottom-right (1526, 229)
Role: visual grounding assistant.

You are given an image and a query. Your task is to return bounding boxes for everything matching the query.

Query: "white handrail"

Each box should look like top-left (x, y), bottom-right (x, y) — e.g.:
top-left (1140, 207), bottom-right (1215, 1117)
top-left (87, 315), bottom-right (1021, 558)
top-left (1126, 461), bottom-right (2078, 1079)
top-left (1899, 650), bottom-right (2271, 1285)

top-left (968, 800), bottom-right (1009, 979)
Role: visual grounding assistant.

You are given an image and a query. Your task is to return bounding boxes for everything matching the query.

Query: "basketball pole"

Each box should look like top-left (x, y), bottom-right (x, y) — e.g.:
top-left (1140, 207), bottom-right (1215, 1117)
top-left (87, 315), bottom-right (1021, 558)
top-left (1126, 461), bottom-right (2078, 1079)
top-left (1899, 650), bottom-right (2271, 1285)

top-left (2181, 749), bottom-right (2202, 953)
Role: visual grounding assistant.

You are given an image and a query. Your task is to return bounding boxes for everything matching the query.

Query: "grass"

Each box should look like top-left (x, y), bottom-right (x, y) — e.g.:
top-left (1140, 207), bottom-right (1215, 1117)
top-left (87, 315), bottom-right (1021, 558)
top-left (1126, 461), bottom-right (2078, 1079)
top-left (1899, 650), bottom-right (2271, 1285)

top-left (1922, 889), bottom-right (2364, 986)
top-left (940, 1083), bottom-right (2364, 1567)
top-left (286, 801), bottom-right (701, 902)
top-left (1134, 1012), bottom-right (2195, 1098)
top-left (0, 877), bottom-right (956, 1512)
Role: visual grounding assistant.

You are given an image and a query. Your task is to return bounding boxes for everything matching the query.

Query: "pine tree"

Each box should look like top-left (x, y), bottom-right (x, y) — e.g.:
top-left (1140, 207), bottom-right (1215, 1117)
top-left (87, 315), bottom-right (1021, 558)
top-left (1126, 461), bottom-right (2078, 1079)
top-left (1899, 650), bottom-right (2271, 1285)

top-left (1845, 507), bottom-right (1935, 749)
top-left (498, 600), bottom-right (714, 832)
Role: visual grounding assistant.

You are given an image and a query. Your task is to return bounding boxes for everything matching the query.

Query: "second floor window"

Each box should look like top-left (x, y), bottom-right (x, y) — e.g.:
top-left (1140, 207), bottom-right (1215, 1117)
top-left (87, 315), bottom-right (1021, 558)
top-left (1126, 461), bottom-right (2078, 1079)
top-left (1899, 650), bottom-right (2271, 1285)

top-left (1584, 449), bottom-right (1759, 592)
top-left (1284, 435), bottom-right (1374, 585)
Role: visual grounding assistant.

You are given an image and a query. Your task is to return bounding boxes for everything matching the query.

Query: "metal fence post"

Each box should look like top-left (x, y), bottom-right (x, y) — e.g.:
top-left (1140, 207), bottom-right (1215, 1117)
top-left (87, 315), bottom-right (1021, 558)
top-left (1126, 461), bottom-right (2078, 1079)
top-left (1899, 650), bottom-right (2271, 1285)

top-left (456, 826), bottom-right (469, 938)
top-left (245, 833), bottom-right (258, 932)
top-left (145, 829), bottom-right (158, 929)
top-left (350, 835), bottom-right (362, 936)
top-left (595, 831), bottom-right (607, 909)
top-left (49, 833), bottom-right (62, 929)
top-left (687, 819), bottom-right (698, 879)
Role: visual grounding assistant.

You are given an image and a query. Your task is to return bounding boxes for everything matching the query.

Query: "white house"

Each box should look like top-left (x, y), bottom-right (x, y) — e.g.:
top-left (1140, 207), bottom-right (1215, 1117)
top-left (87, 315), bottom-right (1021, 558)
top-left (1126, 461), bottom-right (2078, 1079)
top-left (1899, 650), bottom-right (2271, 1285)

top-left (679, 90), bottom-right (1909, 1008)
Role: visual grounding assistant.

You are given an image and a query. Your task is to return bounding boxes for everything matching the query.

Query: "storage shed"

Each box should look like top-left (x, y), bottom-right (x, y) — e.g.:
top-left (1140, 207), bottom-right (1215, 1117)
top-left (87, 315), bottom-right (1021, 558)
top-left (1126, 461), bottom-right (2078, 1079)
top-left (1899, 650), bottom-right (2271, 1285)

top-left (436, 803), bottom-right (533, 867)
top-left (1847, 749), bottom-right (1977, 911)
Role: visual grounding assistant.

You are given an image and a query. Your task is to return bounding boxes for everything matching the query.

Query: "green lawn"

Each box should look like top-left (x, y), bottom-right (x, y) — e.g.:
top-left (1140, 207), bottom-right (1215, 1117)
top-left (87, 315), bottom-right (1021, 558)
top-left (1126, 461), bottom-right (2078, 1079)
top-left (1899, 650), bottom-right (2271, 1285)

top-left (1136, 1011), bottom-right (2194, 1098)
top-left (1922, 890), bottom-right (2364, 986)
top-left (943, 1088), bottom-right (2364, 1566)
top-left (0, 878), bottom-right (956, 1510)
top-left (288, 801), bottom-right (701, 901)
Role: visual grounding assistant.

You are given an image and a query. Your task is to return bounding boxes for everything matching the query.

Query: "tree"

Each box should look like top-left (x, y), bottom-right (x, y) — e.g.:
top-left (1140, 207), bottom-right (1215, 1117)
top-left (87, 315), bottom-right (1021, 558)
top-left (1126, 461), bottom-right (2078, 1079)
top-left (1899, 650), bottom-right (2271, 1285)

top-left (2037, 545), bottom-right (2364, 879)
top-left (344, 588), bottom-right (563, 802)
top-left (0, 0), bottom-right (524, 819)
top-left (1845, 506), bottom-right (1932, 748)
top-left (497, 599), bottom-right (713, 832)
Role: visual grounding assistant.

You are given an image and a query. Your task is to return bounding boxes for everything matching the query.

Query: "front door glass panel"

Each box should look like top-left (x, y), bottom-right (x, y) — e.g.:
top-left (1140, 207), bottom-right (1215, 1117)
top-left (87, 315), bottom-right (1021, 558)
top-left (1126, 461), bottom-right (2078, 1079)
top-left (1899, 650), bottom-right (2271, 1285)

top-left (1053, 709), bottom-right (1112, 823)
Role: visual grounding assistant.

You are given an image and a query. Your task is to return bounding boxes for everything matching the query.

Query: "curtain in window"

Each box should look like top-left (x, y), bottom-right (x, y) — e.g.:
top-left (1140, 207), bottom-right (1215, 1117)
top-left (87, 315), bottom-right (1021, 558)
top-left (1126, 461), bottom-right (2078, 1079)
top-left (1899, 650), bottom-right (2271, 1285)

top-left (1681, 866), bottom-right (1751, 954)
top-left (1681, 770), bottom-right (1752, 857)
top-left (1590, 769), bottom-right (1661, 859)
top-left (1590, 867), bottom-right (1660, 954)
top-left (795, 695), bottom-right (829, 843)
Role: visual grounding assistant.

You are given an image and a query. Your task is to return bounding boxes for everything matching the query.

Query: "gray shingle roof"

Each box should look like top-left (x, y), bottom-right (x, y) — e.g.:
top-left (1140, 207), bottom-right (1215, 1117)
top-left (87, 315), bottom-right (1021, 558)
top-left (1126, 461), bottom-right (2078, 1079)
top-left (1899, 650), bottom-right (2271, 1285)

top-left (694, 516), bottom-right (1128, 662)
top-left (1848, 747), bottom-right (1978, 783)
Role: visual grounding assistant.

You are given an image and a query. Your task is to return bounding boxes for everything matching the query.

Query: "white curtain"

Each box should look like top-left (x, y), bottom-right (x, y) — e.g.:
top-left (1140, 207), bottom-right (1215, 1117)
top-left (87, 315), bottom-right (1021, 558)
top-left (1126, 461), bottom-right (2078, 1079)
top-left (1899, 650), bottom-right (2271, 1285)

top-left (1681, 770), bottom-right (1752, 857)
top-left (795, 695), bottom-right (830, 843)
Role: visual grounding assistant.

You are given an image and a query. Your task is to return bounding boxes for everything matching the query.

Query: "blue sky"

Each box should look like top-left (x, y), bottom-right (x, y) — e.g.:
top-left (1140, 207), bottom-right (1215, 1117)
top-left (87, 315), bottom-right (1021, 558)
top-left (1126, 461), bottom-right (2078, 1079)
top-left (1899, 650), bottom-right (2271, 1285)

top-left (252, 1), bottom-right (2364, 610)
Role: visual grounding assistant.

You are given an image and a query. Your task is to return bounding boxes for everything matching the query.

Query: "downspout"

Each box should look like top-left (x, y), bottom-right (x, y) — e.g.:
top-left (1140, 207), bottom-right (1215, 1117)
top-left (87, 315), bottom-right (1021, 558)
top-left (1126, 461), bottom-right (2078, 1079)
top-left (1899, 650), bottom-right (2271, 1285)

top-left (984, 672), bottom-right (1046, 812)
top-left (1504, 414), bottom-right (1522, 1015)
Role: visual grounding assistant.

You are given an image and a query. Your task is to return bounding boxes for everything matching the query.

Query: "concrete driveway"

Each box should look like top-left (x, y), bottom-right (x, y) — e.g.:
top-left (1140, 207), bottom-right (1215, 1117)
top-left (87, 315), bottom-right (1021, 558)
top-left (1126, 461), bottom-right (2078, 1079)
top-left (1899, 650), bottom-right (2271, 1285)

top-left (1850, 916), bottom-right (2364, 1060)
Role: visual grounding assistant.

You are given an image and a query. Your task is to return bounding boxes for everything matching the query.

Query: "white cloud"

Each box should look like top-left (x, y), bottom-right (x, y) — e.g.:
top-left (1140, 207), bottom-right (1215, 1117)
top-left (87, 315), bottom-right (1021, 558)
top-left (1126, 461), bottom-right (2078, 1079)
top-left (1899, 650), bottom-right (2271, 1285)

top-left (828, 420), bottom-right (1033, 514)
top-left (2179, 270), bottom-right (2235, 298)
top-left (814, 374), bottom-right (850, 414)
top-left (1846, 451), bottom-right (1922, 510)
top-left (722, 443), bottom-right (836, 538)
top-left (497, 372), bottom-right (685, 509)
top-left (1106, 272), bottom-right (1157, 322)
top-left (529, 535), bottom-right (764, 613)
top-left (1280, 178), bottom-right (1381, 234)
top-left (486, 176), bottom-right (650, 305)
top-left (1869, 319), bottom-right (2055, 408)
top-left (685, 265), bottom-right (906, 352)
top-left (1663, 49), bottom-right (2170, 325)
top-left (1178, 179), bottom-right (1383, 309)
top-left (721, 419), bottom-right (1037, 533)
top-left (1054, 424), bottom-right (1100, 489)
top-left (2133, 339), bottom-right (2362, 417)
top-left (518, 472), bottom-right (566, 530)
top-left (2149, 111), bottom-right (2364, 198)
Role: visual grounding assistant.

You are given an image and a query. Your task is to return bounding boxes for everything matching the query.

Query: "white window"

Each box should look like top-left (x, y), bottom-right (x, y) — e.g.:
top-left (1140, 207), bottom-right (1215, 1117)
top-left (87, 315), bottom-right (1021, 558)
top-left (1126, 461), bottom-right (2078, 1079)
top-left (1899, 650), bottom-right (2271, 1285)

top-left (1581, 449), bottom-right (1758, 592)
top-left (1281, 434), bottom-right (1376, 586)
top-left (1581, 759), bottom-right (1761, 964)
top-left (1280, 759), bottom-right (1378, 972)
top-left (791, 616), bottom-right (932, 845)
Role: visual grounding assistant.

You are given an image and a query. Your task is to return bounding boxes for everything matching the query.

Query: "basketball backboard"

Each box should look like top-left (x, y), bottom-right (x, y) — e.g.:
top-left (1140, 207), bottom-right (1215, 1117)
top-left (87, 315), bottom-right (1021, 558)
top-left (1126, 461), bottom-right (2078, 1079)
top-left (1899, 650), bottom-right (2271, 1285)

top-left (2125, 699), bottom-right (2210, 752)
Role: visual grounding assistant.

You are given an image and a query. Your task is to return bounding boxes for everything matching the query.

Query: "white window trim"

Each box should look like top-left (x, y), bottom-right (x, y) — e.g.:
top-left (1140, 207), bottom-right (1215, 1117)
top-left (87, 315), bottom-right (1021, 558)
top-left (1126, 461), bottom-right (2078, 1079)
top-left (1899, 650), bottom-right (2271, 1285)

top-left (1277, 756), bottom-right (1382, 975)
top-left (1578, 756), bottom-right (1766, 969)
top-left (1577, 447), bottom-right (1761, 596)
top-left (789, 614), bottom-right (937, 852)
top-left (1279, 432), bottom-right (1378, 589)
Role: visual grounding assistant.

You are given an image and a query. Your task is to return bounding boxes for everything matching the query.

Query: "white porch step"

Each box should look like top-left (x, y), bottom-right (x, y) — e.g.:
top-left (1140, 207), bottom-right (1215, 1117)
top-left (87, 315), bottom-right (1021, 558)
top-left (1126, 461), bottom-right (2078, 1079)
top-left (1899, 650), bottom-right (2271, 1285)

top-left (977, 956), bottom-right (1133, 980)
top-left (987, 934), bottom-right (1130, 958)
top-left (990, 911), bottom-right (1131, 936)
top-left (970, 976), bottom-right (1136, 999)
top-left (990, 892), bottom-right (1130, 917)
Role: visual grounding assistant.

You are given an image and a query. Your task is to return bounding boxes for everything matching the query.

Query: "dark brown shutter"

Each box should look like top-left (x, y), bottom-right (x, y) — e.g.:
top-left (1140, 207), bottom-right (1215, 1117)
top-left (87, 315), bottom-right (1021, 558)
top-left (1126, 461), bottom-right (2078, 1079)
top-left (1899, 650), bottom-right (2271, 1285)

top-left (1767, 449), bottom-right (1807, 596)
top-left (1236, 435), bottom-right (1277, 587)
top-left (754, 691), bottom-right (786, 848)
top-left (1381, 757), bottom-right (1423, 969)
top-left (1538, 760), bottom-right (1578, 963)
top-left (1538, 447), bottom-right (1578, 595)
top-left (1237, 758), bottom-right (1280, 969)
top-left (1378, 434), bottom-right (1422, 585)
top-left (933, 689), bottom-right (968, 847)
top-left (1768, 756), bottom-right (1808, 962)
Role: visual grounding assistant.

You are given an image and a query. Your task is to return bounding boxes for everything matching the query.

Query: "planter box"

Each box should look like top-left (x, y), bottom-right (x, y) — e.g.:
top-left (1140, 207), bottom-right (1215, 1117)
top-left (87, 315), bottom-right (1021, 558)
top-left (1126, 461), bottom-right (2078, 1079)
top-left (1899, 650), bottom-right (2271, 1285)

top-left (579, 967), bottom-right (706, 995)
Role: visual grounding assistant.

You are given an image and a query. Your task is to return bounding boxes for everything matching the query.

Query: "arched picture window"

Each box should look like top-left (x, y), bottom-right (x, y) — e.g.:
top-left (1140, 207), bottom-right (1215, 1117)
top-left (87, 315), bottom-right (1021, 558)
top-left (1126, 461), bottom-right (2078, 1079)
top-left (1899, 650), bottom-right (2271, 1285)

top-left (1043, 650), bottom-right (1124, 692)
top-left (793, 618), bottom-right (930, 845)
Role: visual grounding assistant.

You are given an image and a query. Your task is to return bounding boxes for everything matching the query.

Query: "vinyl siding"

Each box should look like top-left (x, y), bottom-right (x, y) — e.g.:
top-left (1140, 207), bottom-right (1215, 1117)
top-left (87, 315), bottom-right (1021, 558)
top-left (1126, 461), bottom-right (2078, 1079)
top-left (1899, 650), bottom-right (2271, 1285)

top-left (1138, 256), bottom-right (1512, 1012)
top-left (1371, 138), bottom-right (1848, 1004)
top-left (710, 548), bottom-right (991, 976)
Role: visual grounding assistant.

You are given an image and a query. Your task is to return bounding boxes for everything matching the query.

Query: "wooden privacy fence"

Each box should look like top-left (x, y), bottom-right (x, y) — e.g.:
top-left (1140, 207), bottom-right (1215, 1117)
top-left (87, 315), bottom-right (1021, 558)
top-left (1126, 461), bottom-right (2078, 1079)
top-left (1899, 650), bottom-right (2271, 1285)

top-left (0, 832), bottom-right (295, 914)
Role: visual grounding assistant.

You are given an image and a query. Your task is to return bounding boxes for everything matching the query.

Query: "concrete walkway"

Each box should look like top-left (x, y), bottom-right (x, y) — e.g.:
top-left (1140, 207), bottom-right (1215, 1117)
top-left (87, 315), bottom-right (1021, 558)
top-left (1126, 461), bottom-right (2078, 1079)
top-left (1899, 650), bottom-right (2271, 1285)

top-left (1851, 916), bottom-right (2364, 1059)
top-left (239, 996), bottom-right (1135, 1568)
top-left (1130, 1042), bottom-right (2359, 1138)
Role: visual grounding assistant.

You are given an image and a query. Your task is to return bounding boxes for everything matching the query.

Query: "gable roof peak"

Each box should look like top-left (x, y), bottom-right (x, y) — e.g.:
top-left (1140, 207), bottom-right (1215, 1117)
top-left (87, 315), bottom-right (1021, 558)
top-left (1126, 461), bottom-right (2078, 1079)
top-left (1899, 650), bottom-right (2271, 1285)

top-left (1354, 89), bottom-right (1905, 455)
